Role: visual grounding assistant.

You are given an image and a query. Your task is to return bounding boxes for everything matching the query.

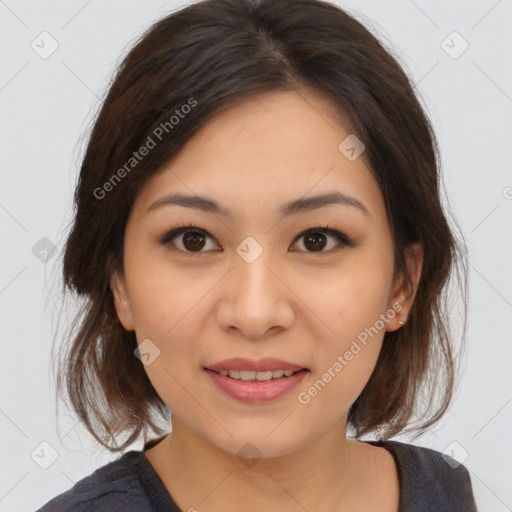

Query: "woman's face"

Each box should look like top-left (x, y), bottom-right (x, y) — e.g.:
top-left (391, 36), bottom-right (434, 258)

top-left (111, 90), bottom-right (421, 458)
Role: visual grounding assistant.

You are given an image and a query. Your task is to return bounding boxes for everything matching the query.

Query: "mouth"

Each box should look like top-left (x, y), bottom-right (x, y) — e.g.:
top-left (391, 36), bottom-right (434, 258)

top-left (203, 356), bottom-right (309, 381)
top-left (203, 366), bottom-right (310, 403)
top-left (204, 368), bottom-right (308, 382)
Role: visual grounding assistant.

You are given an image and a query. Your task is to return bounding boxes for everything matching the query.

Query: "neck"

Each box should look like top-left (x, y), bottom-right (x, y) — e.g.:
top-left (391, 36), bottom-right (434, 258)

top-left (145, 416), bottom-right (368, 511)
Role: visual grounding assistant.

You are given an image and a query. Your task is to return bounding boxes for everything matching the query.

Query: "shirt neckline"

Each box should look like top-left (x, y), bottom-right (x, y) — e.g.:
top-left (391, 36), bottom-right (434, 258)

top-left (138, 436), bottom-right (405, 512)
top-left (138, 436), bottom-right (181, 511)
top-left (361, 439), bottom-right (405, 512)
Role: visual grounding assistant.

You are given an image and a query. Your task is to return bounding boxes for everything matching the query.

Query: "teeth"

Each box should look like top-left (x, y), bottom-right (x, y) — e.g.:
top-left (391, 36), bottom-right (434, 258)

top-left (217, 369), bottom-right (298, 381)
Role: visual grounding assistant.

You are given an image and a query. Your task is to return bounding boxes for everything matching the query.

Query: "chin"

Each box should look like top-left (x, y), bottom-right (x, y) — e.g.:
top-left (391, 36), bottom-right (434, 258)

top-left (210, 429), bottom-right (303, 462)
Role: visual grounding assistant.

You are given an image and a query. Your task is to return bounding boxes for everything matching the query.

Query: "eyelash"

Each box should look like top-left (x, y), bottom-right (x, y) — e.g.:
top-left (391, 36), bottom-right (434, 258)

top-left (158, 221), bottom-right (353, 256)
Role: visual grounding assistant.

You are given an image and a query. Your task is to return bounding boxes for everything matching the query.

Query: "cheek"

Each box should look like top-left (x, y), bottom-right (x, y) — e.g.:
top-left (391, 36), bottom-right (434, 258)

top-left (295, 281), bottom-right (388, 418)
top-left (296, 263), bottom-right (391, 402)
top-left (124, 243), bottom-right (211, 338)
top-left (299, 260), bottom-right (391, 340)
top-left (129, 278), bottom-right (208, 369)
top-left (126, 270), bottom-right (209, 408)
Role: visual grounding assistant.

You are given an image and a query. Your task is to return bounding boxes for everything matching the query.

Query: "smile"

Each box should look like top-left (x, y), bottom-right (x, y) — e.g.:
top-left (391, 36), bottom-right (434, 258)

top-left (212, 369), bottom-right (299, 381)
top-left (204, 368), bottom-right (309, 403)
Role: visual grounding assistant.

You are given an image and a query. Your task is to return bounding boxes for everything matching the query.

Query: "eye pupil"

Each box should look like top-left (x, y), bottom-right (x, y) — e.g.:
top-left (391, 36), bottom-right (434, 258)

top-left (304, 232), bottom-right (327, 251)
top-left (183, 231), bottom-right (206, 251)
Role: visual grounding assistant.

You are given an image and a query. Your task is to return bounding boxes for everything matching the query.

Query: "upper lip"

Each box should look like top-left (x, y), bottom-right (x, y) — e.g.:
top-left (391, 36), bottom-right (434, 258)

top-left (205, 357), bottom-right (308, 372)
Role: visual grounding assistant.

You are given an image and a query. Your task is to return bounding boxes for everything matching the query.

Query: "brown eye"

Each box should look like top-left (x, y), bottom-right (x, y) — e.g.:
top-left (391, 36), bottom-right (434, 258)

top-left (159, 225), bottom-right (352, 255)
top-left (290, 228), bottom-right (351, 253)
top-left (160, 227), bottom-right (219, 253)
top-left (181, 230), bottom-right (207, 251)
top-left (303, 232), bottom-right (328, 251)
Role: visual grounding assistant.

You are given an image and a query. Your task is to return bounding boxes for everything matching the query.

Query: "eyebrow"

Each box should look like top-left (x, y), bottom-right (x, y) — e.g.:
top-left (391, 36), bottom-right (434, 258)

top-left (146, 191), bottom-right (370, 218)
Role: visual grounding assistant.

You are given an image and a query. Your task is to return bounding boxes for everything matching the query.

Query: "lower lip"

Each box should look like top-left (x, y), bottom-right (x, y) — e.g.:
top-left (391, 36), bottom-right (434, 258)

top-left (204, 368), bottom-right (309, 404)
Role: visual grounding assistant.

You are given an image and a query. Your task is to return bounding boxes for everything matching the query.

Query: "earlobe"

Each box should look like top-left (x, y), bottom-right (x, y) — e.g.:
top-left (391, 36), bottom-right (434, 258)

top-left (109, 270), bottom-right (135, 331)
top-left (387, 242), bottom-right (424, 331)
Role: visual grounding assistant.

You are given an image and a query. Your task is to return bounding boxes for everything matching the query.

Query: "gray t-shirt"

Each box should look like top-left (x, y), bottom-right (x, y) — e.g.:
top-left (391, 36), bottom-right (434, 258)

top-left (34, 438), bottom-right (478, 511)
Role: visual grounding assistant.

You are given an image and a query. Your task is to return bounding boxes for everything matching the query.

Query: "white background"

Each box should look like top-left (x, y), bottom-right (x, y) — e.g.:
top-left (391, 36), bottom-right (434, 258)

top-left (1, 0), bottom-right (511, 510)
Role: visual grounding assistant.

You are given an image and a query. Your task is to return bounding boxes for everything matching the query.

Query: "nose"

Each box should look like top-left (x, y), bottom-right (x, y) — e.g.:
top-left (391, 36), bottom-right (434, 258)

top-left (215, 246), bottom-right (295, 340)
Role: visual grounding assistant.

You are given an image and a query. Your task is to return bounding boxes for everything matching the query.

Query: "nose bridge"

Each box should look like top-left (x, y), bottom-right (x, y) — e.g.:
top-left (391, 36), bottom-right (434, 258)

top-left (216, 235), bottom-right (294, 338)
top-left (233, 235), bottom-right (280, 303)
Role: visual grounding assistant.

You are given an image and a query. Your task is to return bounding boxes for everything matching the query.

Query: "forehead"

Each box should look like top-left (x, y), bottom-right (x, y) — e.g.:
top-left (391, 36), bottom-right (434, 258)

top-left (135, 90), bottom-right (385, 225)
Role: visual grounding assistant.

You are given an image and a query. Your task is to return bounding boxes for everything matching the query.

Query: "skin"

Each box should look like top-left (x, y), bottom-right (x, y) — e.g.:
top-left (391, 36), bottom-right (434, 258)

top-left (110, 89), bottom-right (423, 511)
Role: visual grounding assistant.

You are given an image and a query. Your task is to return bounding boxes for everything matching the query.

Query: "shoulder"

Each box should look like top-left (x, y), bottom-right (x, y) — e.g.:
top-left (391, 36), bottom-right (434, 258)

top-left (34, 451), bottom-right (152, 512)
top-left (376, 440), bottom-right (478, 511)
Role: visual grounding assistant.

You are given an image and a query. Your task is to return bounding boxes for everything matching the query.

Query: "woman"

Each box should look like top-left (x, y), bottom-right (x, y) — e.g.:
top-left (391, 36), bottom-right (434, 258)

top-left (37, 0), bottom-right (477, 510)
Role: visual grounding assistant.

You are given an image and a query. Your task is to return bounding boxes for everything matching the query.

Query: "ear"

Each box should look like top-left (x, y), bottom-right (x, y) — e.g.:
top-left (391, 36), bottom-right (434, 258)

top-left (110, 270), bottom-right (135, 331)
top-left (386, 242), bottom-right (423, 332)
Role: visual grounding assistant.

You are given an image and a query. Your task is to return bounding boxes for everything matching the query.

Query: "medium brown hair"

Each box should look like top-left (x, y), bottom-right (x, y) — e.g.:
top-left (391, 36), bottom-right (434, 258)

top-left (55, 0), bottom-right (468, 452)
